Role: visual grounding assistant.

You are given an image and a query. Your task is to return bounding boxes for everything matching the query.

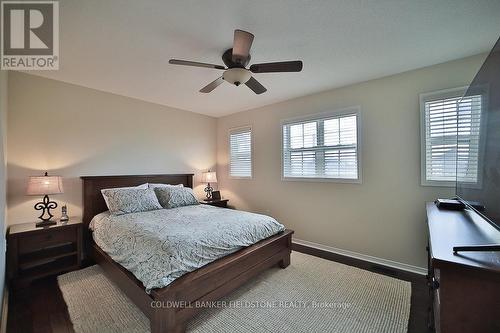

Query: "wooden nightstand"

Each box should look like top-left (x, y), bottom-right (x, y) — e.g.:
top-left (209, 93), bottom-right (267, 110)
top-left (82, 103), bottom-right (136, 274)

top-left (200, 199), bottom-right (229, 208)
top-left (7, 218), bottom-right (82, 288)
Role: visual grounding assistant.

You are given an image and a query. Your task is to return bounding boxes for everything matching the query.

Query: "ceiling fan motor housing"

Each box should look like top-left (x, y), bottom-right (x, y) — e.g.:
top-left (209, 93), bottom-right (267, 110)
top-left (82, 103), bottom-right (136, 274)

top-left (222, 48), bottom-right (250, 68)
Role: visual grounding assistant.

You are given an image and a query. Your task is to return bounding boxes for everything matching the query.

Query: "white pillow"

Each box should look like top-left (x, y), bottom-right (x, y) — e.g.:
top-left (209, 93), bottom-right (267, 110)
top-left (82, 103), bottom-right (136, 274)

top-left (101, 183), bottom-right (148, 191)
top-left (101, 184), bottom-right (148, 211)
top-left (153, 186), bottom-right (198, 209)
top-left (101, 188), bottom-right (162, 215)
top-left (148, 183), bottom-right (184, 189)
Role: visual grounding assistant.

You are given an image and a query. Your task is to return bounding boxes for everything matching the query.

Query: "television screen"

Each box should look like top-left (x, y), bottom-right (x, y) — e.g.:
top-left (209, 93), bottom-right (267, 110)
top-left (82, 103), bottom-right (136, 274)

top-left (456, 37), bottom-right (500, 229)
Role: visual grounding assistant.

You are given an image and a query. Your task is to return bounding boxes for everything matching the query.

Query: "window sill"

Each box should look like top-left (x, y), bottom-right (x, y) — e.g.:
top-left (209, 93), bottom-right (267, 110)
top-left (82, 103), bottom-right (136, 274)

top-left (229, 176), bottom-right (253, 180)
top-left (420, 180), bottom-right (455, 187)
top-left (282, 176), bottom-right (361, 184)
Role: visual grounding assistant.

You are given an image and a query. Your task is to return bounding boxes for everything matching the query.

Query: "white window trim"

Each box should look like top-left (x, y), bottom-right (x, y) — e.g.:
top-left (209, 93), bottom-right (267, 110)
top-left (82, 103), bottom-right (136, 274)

top-left (281, 106), bottom-right (362, 183)
top-left (228, 125), bottom-right (253, 180)
top-left (419, 86), bottom-right (469, 187)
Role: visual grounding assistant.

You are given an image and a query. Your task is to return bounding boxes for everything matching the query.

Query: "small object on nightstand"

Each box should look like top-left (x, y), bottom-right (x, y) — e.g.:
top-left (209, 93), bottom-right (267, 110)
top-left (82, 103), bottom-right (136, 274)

top-left (200, 198), bottom-right (229, 208)
top-left (211, 190), bottom-right (221, 200)
top-left (201, 170), bottom-right (217, 200)
top-left (26, 172), bottom-right (64, 227)
top-left (60, 205), bottom-right (69, 222)
top-left (7, 218), bottom-right (82, 289)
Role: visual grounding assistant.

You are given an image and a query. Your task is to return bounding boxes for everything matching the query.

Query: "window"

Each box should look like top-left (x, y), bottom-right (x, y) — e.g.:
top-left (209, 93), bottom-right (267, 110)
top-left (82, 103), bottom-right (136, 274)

top-left (420, 87), bottom-right (482, 186)
top-left (282, 108), bottom-right (361, 181)
top-left (229, 127), bottom-right (252, 178)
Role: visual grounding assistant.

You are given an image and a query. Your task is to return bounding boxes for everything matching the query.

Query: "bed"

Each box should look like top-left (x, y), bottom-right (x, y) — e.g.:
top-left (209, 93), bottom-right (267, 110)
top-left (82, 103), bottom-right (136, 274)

top-left (81, 174), bottom-right (293, 333)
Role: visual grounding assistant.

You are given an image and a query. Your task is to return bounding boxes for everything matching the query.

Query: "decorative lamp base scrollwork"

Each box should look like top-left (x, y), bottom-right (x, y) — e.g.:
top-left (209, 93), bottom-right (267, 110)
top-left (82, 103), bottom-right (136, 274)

top-left (204, 183), bottom-right (214, 200)
top-left (34, 194), bottom-right (58, 227)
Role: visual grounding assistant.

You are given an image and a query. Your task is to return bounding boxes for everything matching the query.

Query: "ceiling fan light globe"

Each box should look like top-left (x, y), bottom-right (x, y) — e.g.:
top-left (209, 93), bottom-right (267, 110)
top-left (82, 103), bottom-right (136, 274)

top-left (223, 68), bottom-right (251, 86)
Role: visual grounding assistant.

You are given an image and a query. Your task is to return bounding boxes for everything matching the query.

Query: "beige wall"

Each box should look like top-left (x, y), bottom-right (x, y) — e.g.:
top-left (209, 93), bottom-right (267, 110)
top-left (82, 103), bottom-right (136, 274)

top-left (217, 54), bottom-right (487, 269)
top-left (7, 72), bottom-right (216, 225)
top-left (5, 53), bottom-right (487, 269)
top-left (0, 70), bottom-right (7, 314)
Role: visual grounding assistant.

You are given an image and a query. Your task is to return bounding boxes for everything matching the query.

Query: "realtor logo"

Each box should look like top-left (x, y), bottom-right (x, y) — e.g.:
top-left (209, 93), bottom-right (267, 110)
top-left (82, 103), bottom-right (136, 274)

top-left (1, 1), bottom-right (59, 70)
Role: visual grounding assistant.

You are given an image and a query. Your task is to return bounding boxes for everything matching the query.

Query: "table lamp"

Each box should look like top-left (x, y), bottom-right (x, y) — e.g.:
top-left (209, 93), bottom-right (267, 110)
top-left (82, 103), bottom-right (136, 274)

top-left (27, 172), bottom-right (64, 227)
top-left (201, 170), bottom-right (217, 200)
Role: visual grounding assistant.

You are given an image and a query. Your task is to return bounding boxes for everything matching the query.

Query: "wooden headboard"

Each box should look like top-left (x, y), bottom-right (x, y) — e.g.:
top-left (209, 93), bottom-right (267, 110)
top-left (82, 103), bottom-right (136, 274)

top-left (81, 174), bottom-right (194, 229)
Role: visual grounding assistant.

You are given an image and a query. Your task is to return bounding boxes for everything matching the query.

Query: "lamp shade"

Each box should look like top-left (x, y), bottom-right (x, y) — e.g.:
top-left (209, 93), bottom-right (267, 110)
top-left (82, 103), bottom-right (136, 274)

top-left (201, 171), bottom-right (217, 183)
top-left (27, 174), bottom-right (64, 195)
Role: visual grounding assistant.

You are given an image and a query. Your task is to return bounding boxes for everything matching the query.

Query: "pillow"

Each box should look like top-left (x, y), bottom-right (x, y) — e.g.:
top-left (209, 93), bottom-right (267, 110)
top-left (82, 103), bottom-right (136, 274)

top-left (101, 183), bottom-right (148, 191)
top-left (148, 183), bottom-right (184, 189)
top-left (101, 188), bottom-right (162, 215)
top-left (154, 186), bottom-right (199, 209)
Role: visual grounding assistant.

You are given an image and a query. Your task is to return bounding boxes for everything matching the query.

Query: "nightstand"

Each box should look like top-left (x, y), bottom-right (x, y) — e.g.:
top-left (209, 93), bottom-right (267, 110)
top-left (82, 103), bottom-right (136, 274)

top-left (200, 199), bottom-right (229, 208)
top-left (7, 218), bottom-right (82, 288)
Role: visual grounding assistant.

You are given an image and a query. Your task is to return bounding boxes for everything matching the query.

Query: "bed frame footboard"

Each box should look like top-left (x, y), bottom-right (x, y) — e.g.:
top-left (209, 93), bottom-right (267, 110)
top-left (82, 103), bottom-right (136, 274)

top-left (91, 229), bottom-right (294, 333)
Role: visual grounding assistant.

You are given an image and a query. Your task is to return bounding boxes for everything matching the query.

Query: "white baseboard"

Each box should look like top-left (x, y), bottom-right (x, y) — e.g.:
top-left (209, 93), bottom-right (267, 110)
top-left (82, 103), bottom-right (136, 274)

top-left (293, 238), bottom-right (427, 276)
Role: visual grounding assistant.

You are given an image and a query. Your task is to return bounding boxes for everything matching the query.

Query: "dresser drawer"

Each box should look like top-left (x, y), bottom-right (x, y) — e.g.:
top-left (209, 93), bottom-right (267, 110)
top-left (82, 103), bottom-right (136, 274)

top-left (18, 228), bottom-right (77, 254)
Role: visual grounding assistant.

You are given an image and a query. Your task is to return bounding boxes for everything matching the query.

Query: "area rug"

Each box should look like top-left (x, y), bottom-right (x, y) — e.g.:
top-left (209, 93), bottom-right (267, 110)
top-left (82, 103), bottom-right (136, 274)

top-left (58, 252), bottom-right (411, 333)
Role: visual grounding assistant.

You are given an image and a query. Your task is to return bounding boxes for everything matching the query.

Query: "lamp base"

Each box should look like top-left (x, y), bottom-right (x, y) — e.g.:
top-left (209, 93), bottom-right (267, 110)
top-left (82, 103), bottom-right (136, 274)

top-left (36, 220), bottom-right (57, 228)
top-left (204, 183), bottom-right (214, 200)
top-left (34, 194), bottom-right (58, 223)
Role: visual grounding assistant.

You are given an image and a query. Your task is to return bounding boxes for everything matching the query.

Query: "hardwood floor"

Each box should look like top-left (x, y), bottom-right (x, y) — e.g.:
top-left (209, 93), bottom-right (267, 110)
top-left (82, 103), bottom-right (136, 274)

top-left (7, 248), bottom-right (432, 333)
top-left (7, 276), bottom-right (74, 333)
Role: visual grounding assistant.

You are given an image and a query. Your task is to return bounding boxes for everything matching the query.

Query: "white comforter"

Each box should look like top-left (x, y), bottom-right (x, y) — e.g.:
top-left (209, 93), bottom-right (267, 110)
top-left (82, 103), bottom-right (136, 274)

top-left (90, 205), bottom-right (285, 292)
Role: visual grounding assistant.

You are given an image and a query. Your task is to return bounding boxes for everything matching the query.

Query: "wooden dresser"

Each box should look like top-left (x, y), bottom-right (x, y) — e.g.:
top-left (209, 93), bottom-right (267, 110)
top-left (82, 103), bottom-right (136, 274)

top-left (426, 202), bottom-right (500, 333)
top-left (7, 219), bottom-right (82, 288)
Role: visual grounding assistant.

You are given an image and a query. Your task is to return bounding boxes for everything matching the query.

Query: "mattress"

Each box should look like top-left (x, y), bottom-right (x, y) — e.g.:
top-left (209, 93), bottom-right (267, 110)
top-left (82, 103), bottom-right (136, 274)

top-left (90, 205), bottom-right (285, 292)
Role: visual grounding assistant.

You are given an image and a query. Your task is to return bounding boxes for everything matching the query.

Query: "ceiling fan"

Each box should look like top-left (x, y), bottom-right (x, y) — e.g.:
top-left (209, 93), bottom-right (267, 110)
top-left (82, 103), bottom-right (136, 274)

top-left (169, 29), bottom-right (303, 94)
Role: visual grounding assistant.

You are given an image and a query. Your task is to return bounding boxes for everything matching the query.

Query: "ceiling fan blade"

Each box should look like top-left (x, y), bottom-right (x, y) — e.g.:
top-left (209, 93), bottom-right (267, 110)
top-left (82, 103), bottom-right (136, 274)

top-left (169, 59), bottom-right (225, 70)
top-left (245, 77), bottom-right (267, 94)
top-left (250, 61), bottom-right (303, 73)
top-left (232, 29), bottom-right (254, 64)
top-left (199, 77), bottom-right (224, 93)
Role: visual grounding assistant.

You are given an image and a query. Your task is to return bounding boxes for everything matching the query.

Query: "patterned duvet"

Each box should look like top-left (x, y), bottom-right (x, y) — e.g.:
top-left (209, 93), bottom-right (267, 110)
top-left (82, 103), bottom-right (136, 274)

top-left (90, 205), bottom-right (285, 292)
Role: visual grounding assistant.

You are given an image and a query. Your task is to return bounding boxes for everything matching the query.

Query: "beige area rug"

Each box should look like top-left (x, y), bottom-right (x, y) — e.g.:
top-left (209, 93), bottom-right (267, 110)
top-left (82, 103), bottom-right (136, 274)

top-left (58, 252), bottom-right (411, 333)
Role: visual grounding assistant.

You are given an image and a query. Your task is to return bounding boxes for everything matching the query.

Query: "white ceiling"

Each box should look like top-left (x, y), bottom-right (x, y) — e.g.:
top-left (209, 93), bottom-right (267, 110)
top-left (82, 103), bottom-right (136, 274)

top-left (28, 0), bottom-right (500, 117)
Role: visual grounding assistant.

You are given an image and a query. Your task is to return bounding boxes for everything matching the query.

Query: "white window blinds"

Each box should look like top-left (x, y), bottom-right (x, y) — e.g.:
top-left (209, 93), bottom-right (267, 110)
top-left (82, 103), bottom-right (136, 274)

top-left (229, 127), bottom-right (252, 178)
top-left (282, 110), bottom-right (360, 181)
top-left (422, 92), bottom-right (481, 185)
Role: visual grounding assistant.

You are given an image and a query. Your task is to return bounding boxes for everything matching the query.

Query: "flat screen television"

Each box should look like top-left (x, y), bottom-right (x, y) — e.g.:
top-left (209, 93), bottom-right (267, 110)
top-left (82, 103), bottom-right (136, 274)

top-left (456, 36), bottom-right (500, 230)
